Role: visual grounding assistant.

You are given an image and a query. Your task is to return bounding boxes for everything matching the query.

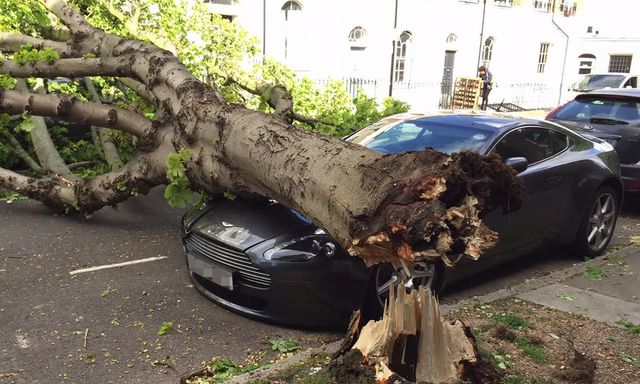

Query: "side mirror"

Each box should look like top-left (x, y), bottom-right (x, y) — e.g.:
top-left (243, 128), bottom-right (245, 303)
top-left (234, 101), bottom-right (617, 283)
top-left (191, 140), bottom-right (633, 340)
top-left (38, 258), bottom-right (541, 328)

top-left (505, 157), bottom-right (528, 173)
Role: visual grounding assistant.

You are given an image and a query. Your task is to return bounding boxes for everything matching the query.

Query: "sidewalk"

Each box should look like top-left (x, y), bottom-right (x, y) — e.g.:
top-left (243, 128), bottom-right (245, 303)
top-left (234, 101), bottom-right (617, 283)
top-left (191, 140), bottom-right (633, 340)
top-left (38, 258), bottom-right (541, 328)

top-left (446, 244), bottom-right (640, 327)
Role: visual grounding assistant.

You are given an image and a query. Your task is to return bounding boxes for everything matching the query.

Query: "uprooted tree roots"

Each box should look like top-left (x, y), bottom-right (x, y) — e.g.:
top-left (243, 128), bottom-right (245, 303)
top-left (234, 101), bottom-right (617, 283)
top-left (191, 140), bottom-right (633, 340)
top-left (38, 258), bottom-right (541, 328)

top-left (332, 287), bottom-right (502, 384)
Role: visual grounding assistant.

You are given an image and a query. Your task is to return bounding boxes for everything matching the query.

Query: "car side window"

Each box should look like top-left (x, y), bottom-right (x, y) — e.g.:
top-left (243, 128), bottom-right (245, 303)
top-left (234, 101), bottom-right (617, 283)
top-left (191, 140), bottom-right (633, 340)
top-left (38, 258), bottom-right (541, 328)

top-left (493, 128), bottom-right (565, 164)
top-left (623, 77), bottom-right (638, 88)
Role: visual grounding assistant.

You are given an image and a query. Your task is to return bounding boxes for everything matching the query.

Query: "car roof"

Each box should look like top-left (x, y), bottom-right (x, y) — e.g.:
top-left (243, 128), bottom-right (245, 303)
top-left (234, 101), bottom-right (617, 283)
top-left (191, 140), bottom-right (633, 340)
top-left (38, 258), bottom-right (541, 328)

top-left (576, 88), bottom-right (640, 98)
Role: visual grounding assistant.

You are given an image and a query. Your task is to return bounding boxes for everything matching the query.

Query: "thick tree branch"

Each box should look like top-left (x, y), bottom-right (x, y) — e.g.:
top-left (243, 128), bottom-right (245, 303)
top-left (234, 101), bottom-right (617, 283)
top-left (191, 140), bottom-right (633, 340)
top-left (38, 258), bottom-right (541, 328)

top-left (15, 79), bottom-right (74, 179)
top-left (0, 90), bottom-right (152, 139)
top-left (291, 112), bottom-right (341, 129)
top-left (0, 33), bottom-right (73, 57)
top-left (83, 77), bottom-right (123, 170)
top-left (117, 78), bottom-right (156, 104)
top-left (41, 26), bottom-right (71, 42)
top-left (0, 167), bottom-right (75, 210)
top-left (0, 56), bottom-right (135, 79)
top-left (40, 0), bottom-right (95, 35)
top-left (0, 129), bottom-right (44, 173)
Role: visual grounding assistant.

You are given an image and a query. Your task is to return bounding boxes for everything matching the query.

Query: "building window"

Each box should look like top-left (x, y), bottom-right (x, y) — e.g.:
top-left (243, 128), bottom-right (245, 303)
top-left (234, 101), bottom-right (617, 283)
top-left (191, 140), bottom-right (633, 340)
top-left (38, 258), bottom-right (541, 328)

top-left (482, 37), bottom-right (494, 68)
top-left (281, 0), bottom-right (302, 20)
top-left (494, 0), bottom-right (513, 6)
top-left (394, 31), bottom-right (412, 82)
top-left (348, 26), bottom-right (367, 43)
top-left (446, 33), bottom-right (457, 44)
top-left (609, 55), bottom-right (633, 73)
top-left (559, 0), bottom-right (577, 15)
top-left (578, 53), bottom-right (595, 74)
top-left (533, 0), bottom-right (552, 12)
top-left (537, 43), bottom-right (550, 73)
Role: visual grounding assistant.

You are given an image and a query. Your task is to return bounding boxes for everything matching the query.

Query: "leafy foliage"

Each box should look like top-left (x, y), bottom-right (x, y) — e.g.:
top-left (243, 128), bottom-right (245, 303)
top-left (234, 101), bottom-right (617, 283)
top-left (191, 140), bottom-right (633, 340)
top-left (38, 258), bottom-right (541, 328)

top-left (157, 321), bottom-right (174, 335)
top-left (164, 148), bottom-right (193, 208)
top-left (13, 44), bottom-right (60, 65)
top-left (269, 339), bottom-right (301, 353)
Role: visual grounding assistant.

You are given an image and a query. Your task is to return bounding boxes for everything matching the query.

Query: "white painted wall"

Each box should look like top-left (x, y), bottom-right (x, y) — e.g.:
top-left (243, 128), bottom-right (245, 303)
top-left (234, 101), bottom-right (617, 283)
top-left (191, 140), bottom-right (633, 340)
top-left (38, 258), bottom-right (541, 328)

top-left (208, 0), bottom-right (640, 110)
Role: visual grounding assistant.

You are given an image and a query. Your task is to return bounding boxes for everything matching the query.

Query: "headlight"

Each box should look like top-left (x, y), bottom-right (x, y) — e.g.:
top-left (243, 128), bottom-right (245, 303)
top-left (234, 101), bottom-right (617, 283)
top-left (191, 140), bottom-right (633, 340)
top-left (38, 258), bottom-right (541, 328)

top-left (263, 235), bottom-right (338, 262)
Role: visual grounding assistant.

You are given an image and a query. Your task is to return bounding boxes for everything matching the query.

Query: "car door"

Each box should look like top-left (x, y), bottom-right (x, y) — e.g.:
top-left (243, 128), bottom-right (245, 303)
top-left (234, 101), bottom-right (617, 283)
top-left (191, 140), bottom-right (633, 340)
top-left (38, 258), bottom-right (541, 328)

top-left (482, 126), bottom-right (573, 263)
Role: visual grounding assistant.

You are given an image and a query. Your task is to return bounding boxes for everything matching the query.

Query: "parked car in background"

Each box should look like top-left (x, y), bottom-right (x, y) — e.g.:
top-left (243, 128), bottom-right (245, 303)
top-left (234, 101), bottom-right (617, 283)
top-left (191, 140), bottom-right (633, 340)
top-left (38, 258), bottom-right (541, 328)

top-left (567, 73), bottom-right (639, 102)
top-left (181, 114), bottom-right (622, 328)
top-left (547, 88), bottom-right (640, 192)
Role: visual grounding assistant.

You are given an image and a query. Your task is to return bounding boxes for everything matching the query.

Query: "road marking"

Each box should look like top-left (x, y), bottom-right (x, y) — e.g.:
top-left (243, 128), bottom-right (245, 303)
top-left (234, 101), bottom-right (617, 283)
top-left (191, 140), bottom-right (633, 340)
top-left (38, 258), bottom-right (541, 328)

top-left (69, 256), bottom-right (168, 275)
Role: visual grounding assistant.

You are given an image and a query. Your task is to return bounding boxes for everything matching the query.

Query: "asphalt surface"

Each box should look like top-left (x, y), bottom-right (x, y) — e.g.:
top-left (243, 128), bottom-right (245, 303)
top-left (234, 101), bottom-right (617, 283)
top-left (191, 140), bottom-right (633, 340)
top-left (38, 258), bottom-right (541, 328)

top-left (1, 189), bottom-right (638, 384)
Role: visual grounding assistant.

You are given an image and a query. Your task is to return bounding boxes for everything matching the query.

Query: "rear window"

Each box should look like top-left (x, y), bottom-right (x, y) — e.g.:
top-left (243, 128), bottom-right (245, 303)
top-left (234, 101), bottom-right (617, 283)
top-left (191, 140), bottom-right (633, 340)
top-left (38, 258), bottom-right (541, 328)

top-left (572, 74), bottom-right (626, 91)
top-left (552, 97), bottom-right (640, 124)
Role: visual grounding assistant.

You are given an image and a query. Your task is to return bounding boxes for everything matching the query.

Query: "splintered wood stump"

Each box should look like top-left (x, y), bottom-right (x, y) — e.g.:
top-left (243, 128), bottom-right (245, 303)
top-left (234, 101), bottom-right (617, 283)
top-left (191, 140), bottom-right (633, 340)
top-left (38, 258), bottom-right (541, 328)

top-left (350, 287), bottom-right (479, 384)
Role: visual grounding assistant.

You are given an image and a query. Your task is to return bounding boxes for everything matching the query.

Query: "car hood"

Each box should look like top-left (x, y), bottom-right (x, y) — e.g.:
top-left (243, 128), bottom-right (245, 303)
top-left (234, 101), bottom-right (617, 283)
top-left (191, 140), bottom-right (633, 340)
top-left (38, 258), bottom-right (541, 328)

top-left (188, 197), bottom-right (315, 251)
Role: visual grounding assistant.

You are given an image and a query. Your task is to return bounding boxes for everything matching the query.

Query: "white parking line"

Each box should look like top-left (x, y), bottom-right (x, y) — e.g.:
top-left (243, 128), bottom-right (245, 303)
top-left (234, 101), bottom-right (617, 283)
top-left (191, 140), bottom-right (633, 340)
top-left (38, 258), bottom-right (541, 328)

top-left (69, 256), bottom-right (168, 275)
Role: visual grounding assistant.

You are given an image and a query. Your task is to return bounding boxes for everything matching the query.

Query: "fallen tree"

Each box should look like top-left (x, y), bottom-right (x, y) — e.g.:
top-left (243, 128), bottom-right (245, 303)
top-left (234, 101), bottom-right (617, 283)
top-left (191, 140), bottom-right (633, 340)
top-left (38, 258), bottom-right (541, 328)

top-left (0, 1), bottom-right (525, 381)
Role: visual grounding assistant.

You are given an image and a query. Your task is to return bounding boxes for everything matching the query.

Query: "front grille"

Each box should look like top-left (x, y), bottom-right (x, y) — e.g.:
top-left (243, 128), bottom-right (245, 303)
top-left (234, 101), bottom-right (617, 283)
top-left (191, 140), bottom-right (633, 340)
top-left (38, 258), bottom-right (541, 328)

top-left (185, 232), bottom-right (271, 288)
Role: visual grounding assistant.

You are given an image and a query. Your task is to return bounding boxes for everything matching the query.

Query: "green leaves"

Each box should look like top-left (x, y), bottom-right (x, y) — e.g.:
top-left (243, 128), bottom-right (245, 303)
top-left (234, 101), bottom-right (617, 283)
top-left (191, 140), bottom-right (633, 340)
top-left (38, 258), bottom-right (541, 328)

top-left (157, 321), bottom-right (174, 336)
top-left (164, 148), bottom-right (193, 208)
top-left (14, 114), bottom-right (35, 133)
top-left (269, 339), bottom-right (301, 353)
top-left (616, 317), bottom-right (640, 335)
top-left (14, 44), bottom-right (60, 65)
top-left (206, 357), bottom-right (260, 383)
top-left (584, 266), bottom-right (605, 280)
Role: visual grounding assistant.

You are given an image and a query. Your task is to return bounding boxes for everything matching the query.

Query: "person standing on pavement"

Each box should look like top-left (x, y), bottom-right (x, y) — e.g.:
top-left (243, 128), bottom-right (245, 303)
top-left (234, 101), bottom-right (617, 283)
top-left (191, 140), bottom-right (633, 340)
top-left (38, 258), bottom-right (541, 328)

top-left (478, 66), bottom-right (492, 110)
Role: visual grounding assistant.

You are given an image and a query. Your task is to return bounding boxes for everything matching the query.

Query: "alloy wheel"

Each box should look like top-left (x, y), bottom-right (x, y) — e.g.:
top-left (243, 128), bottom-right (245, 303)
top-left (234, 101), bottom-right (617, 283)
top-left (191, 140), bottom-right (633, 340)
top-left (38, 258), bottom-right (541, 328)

top-left (586, 192), bottom-right (616, 251)
top-left (375, 262), bottom-right (436, 308)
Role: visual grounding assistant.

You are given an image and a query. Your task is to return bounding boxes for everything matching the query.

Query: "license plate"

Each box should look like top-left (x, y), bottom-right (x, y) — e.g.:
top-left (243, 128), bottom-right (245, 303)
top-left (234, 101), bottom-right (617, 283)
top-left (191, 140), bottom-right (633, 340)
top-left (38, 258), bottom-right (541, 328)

top-left (188, 254), bottom-right (234, 291)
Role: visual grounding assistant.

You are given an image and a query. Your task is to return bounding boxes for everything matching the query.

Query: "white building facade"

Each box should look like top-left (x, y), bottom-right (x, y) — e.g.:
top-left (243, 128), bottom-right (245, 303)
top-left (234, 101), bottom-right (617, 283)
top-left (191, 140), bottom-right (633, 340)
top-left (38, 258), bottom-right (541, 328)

top-left (204, 0), bottom-right (640, 111)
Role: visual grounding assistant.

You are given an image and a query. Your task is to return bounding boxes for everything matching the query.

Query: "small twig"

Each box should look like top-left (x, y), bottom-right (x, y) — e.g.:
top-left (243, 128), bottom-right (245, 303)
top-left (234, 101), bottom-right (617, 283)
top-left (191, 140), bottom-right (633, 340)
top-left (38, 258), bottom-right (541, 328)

top-left (83, 328), bottom-right (88, 349)
top-left (151, 360), bottom-right (175, 370)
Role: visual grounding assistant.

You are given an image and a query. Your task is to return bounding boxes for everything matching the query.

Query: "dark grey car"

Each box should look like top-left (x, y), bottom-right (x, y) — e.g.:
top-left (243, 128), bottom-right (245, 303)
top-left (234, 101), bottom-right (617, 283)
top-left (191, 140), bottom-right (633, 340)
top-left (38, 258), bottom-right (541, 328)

top-left (547, 88), bottom-right (640, 192)
top-left (181, 114), bottom-right (623, 328)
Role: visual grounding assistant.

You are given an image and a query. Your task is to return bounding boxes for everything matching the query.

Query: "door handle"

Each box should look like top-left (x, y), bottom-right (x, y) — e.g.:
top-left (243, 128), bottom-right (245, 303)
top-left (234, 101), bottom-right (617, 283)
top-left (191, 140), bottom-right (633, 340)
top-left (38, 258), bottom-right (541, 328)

top-left (547, 176), bottom-right (563, 184)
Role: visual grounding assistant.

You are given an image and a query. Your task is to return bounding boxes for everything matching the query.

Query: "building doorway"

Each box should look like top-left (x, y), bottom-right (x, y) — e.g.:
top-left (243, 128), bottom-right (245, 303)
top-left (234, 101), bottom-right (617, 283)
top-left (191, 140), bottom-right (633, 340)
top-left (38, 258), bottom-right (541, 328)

top-left (440, 50), bottom-right (456, 108)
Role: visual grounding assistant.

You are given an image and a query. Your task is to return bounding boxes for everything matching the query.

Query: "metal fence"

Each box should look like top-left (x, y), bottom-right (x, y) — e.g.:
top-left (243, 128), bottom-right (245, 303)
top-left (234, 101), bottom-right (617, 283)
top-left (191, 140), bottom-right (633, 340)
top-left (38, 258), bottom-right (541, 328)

top-left (309, 77), bottom-right (560, 112)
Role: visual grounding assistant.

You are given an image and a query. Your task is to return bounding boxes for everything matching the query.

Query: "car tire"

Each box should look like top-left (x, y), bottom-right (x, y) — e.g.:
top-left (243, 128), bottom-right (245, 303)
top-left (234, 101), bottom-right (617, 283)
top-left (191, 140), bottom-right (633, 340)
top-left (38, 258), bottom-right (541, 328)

top-left (572, 185), bottom-right (619, 259)
top-left (361, 261), bottom-right (445, 321)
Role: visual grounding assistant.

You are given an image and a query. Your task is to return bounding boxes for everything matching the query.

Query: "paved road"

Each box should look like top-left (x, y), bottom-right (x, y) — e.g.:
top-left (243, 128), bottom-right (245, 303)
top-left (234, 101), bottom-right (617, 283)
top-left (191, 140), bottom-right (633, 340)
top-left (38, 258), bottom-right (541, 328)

top-left (1, 189), bottom-right (638, 384)
top-left (0, 189), bottom-right (338, 384)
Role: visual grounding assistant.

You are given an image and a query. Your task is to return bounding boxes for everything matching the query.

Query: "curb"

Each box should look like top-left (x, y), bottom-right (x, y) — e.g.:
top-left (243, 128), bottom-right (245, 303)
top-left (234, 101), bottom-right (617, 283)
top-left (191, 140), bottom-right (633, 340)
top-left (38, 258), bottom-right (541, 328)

top-left (224, 340), bottom-right (342, 384)
top-left (207, 244), bottom-right (640, 383)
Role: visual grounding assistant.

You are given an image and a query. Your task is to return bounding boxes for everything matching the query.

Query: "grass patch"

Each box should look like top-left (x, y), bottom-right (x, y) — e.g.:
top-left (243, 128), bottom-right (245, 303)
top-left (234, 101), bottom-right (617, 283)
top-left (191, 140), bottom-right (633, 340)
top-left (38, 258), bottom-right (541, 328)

top-left (515, 336), bottom-right (549, 364)
top-left (490, 312), bottom-right (532, 330)
top-left (584, 266), bottom-right (605, 280)
top-left (616, 317), bottom-right (640, 335)
top-left (502, 374), bottom-right (525, 384)
top-left (606, 254), bottom-right (627, 267)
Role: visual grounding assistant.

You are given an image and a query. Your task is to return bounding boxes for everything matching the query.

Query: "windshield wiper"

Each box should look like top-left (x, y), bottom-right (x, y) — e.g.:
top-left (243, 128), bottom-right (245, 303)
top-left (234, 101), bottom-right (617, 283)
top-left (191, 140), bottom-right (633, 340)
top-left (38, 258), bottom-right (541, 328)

top-left (589, 117), bottom-right (629, 125)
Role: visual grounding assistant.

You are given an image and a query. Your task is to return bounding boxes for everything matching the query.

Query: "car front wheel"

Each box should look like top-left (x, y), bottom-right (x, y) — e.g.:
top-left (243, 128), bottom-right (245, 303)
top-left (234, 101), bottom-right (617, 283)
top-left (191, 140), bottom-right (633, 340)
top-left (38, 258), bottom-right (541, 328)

top-left (573, 185), bottom-right (619, 258)
top-left (363, 261), bottom-right (444, 319)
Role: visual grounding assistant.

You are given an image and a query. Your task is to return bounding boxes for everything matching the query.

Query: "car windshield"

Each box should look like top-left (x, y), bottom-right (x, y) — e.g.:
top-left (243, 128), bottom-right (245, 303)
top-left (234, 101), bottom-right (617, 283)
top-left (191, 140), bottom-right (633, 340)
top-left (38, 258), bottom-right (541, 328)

top-left (553, 97), bottom-right (640, 124)
top-left (572, 74), bottom-right (626, 91)
top-left (352, 119), bottom-right (495, 154)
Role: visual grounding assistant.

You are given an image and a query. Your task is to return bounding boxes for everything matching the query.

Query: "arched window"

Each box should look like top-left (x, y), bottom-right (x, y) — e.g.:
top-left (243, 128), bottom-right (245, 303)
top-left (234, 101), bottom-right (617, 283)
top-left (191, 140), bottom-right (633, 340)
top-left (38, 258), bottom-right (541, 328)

top-left (446, 33), bottom-right (457, 44)
top-left (348, 26), bottom-right (367, 43)
top-left (394, 31), bottom-right (413, 82)
top-left (578, 53), bottom-right (595, 74)
top-left (482, 37), bottom-right (494, 68)
top-left (281, 0), bottom-right (302, 10)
